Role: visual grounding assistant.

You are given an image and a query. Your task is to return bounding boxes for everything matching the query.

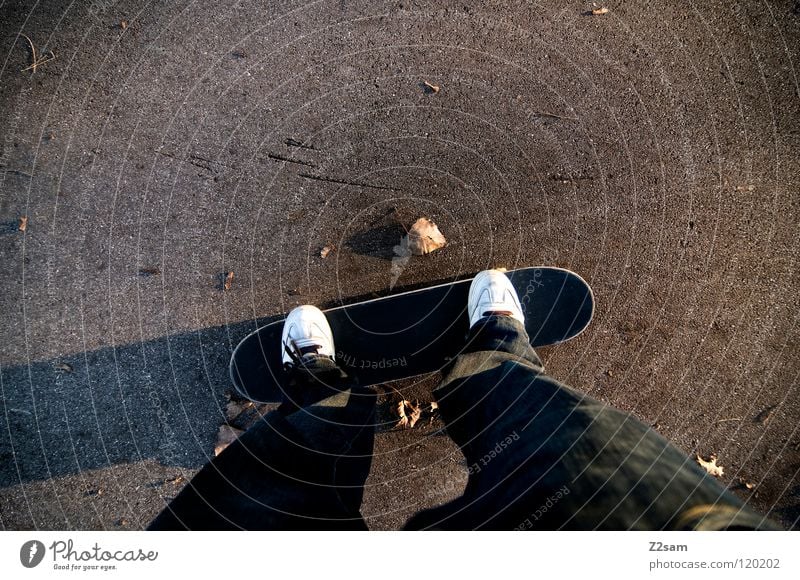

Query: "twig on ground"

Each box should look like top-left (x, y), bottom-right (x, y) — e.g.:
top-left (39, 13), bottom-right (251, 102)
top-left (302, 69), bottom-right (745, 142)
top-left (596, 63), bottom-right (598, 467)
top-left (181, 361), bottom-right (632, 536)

top-left (19, 33), bottom-right (55, 73)
top-left (530, 110), bottom-right (579, 121)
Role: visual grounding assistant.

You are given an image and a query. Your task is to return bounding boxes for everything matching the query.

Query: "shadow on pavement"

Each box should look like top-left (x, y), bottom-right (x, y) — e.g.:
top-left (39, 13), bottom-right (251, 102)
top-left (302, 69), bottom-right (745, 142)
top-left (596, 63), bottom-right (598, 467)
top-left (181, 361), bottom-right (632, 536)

top-left (0, 316), bottom-right (279, 488)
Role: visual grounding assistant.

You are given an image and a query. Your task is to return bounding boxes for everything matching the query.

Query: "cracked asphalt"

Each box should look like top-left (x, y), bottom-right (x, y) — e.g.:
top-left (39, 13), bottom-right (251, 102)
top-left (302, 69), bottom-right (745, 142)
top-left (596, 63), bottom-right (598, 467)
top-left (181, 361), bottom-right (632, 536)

top-left (1, 0), bottom-right (798, 530)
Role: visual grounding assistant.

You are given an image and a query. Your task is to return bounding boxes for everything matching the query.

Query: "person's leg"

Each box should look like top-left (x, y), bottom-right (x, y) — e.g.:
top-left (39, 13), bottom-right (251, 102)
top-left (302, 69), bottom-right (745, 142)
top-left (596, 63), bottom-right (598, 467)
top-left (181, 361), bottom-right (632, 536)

top-left (149, 307), bottom-right (376, 530)
top-left (405, 271), bottom-right (778, 530)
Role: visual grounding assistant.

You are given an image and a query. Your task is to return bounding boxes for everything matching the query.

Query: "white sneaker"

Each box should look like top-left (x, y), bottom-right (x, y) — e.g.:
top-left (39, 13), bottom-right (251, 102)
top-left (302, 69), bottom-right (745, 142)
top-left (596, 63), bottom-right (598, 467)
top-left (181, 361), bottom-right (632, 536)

top-left (281, 305), bottom-right (336, 366)
top-left (467, 269), bottom-right (525, 328)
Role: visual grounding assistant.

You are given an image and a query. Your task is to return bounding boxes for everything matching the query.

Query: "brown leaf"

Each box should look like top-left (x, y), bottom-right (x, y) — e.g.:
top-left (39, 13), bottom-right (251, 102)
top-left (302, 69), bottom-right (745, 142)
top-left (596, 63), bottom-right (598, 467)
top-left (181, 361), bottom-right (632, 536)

top-left (427, 401), bottom-right (440, 425)
top-left (396, 400), bottom-right (422, 429)
top-left (696, 453), bottom-right (724, 478)
top-left (422, 81), bottom-right (440, 94)
top-left (138, 267), bottom-right (160, 277)
top-left (320, 245), bottom-right (334, 259)
top-left (166, 474), bottom-right (185, 485)
top-left (120, 20), bottom-right (128, 30)
top-left (18, 216), bottom-right (27, 231)
top-left (225, 399), bottom-right (254, 422)
top-left (214, 425), bottom-right (244, 456)
top-left (54, 362), bottom-right (73, 373)
top-left (754, 405), bottom-right (777, 424)
top-left (407, 217), bottom-right (446, 256)
top-left (591, 7), bottom-right (609, 15)
top-left (223, 271), bottom-right (234, 291)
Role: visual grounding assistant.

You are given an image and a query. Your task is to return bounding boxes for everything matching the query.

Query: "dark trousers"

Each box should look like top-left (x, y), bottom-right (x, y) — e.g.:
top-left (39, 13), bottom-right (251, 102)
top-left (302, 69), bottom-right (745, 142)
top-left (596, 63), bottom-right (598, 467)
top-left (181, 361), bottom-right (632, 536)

top-left (149, 317), bottom-right (777, 530)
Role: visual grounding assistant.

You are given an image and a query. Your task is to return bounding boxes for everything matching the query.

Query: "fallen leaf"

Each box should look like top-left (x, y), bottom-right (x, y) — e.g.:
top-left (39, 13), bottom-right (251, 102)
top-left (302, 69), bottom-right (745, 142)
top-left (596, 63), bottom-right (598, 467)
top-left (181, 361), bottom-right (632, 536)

top-left (214, 425), bottom-right (244, 456)
top-left (422, 81), bottom-right (440, 94)
top-left (406, 217), bottom-right (446, 256)
top-left (754, 405), bottom-right (777, 424)
top-left (696, 453), bottom-right (724, 478)
top-left (54, 362), bottom-right (73, 373)
top-left (396, 400), bottom-right (422, 429)
top-left (225, 399), bottom-right (253, 422)
top-left (320, 245), bottom-right (334, 259)
top-left (18, 216), bottom-right (27, 231)
top-left (138, 267), bottom-right (160, 277)
top-left (120, 20), bottom-right (128, 30)
top-left (591, 7), bottom-right (609, 15)
top-left (223, 271), bottom-right (234, 291)
top-left (166, 474), bottom-right (185, 485)
top-left (428, 401), bottom-right (440, 425)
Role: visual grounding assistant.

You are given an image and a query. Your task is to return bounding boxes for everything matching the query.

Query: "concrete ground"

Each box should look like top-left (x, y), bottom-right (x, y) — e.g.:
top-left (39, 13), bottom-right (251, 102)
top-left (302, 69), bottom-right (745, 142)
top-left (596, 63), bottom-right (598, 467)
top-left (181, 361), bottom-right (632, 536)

top-left (0, 0), bottom-right (798, 530)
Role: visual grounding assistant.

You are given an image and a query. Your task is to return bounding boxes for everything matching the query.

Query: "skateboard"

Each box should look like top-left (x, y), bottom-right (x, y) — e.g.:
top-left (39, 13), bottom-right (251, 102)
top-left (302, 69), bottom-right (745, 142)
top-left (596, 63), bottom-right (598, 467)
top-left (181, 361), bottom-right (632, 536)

top-left (230, 267), bottom-right (594, 402)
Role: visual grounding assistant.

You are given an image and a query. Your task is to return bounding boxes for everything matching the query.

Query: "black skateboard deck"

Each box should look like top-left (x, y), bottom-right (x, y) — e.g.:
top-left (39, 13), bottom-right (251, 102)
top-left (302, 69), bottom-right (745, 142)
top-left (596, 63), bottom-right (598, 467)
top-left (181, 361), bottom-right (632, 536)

top-left (230, 267), bottom-right (594, 402)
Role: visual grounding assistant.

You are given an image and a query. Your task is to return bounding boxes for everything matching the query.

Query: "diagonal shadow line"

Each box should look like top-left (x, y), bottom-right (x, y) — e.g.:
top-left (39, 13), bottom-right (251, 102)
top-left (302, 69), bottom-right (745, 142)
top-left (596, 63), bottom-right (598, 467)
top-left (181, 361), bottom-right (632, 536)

top-left (0, 315), bottom-right (278, 489)
top-left (0, 277), bottom-right (471, 489)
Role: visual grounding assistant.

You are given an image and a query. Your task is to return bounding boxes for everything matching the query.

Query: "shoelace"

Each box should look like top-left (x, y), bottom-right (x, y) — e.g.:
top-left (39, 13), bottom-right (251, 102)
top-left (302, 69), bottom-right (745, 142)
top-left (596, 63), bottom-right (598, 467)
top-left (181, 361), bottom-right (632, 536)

top-left (283, 339), bottom-right (323, 371)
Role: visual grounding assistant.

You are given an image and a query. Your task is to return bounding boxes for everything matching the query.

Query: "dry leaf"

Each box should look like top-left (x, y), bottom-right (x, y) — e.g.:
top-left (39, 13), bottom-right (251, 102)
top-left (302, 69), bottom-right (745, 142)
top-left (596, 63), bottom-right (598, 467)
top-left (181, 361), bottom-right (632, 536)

top-left (120, 20), bottom-right (128, 30)
top-left (166, 474), bottom-right (185, 485)
top-left (225, 399), bottom-right (253, 422)
top-left (428, 401), bottom-right (440, 425)
top-left (422, 81), bottom-right (440, 94)
top-left (54, 362), bottom-right (73, 373)
top-left (696, 453), bottom-right (724, 478)
top-left (591, 7), bottom-right (609, 15)
top-left (407, 217), bottom-right (446, 256)
top-left (18, 216), bottom-right (27, 231)
top-left (138, 267), bottom-right (160, 277)
top-left (396, 400), bottom-right (422, 429)
top-left (223, 271), bottom-right (234, 291)
top-left (320, 245), bottom-right (334, 259)
top-left (755, 405), bottom-right (777, 424)
top-left (214, 425), bottom-right (244, 456)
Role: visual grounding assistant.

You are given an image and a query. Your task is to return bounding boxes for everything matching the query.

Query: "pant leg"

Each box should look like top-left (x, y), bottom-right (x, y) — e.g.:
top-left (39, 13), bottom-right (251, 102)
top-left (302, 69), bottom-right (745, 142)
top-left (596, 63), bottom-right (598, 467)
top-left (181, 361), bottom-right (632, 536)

top-left (149, 357), bottom-right (376, 530)
top-left (405, 316), bottom-right (778, 530)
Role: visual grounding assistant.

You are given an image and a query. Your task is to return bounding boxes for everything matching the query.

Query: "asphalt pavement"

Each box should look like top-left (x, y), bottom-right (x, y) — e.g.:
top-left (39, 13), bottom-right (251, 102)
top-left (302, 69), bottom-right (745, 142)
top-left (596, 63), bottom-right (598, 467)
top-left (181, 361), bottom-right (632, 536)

top-left (1, 0), bottom-right (798, 529)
